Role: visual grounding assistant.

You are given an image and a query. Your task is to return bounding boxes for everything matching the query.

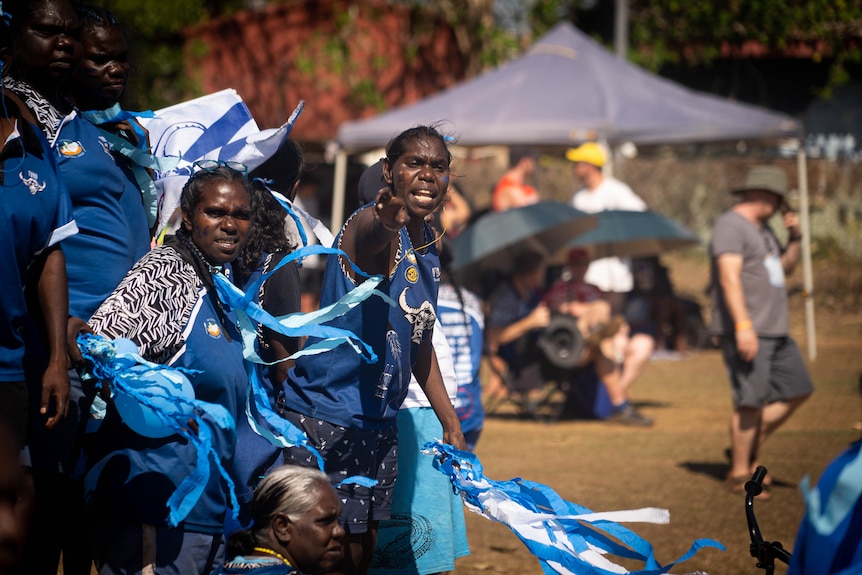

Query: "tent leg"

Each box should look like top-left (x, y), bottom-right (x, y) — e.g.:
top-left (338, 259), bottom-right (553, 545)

top-left (331, 149), bottom-right (348, 232)
top-left (797, 149), bottom-right (816, 361)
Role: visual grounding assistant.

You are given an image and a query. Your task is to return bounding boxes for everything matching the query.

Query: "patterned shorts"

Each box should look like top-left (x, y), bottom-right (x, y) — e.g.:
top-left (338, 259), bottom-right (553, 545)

top-left (277, 405), bottom-right (398, 534)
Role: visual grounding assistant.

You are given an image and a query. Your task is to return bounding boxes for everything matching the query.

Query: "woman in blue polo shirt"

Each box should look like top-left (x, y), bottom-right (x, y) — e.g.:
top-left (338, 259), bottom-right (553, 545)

top-left (88, 165), bottom-right (252, 575)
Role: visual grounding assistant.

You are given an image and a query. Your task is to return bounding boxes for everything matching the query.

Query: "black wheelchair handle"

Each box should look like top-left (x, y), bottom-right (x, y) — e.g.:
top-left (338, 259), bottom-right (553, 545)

top-left (745, 466), bottom-right (768, 497)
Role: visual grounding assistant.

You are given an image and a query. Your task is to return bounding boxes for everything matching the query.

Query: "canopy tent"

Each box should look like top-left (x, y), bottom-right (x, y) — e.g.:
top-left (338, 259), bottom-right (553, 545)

top-left (337, 22), bottom-right (800, 149)
top-left (331, 21), bottom-right (816, 358)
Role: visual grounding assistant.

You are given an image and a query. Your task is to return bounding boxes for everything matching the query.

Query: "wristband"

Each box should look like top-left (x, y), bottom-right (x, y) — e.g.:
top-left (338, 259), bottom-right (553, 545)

top-left (735, 320), bottom-right (752, 332)
top-left (788, 234), bottom-right (802, 242)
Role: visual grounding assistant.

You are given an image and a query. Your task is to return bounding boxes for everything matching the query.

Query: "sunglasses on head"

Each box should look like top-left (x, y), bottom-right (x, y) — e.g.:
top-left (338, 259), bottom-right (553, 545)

top-left (192, 159), bottom-right (248, 176)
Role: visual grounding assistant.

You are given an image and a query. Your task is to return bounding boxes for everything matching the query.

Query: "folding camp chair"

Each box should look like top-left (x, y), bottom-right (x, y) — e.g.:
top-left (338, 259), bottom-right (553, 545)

top-left (485, 314), bottom-right (589, 424)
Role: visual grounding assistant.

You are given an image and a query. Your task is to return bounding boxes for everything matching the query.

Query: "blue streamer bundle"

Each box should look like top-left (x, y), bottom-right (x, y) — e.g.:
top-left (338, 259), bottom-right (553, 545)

top-left (207, 187), bottom-right (393, 489)
top-left (425, 441), bottom-right (725, 575)
top-left (78, 333), bottom-right (240, 526)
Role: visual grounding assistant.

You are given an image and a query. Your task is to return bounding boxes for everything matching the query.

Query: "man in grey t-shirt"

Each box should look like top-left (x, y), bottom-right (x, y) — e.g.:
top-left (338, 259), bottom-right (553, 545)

top-left (709, 165), bottom-right (814, 499)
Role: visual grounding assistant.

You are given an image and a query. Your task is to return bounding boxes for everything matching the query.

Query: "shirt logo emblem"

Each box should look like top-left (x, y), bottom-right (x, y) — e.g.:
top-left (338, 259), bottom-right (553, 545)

top-left (19, 170), bottom-right (46, 195)
top-left (405, 266), bottom-right (418, 283)
top-left (399, 287), bottom-right (436, 345)
top-left (57, 140), bottom-right (85, 157)
top-left (204, 318), bottom-right (222, 338)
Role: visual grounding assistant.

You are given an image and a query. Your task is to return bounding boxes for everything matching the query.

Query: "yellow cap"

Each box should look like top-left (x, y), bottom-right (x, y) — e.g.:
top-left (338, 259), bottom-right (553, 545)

top-left (565, 142), bottom-right (606, 167)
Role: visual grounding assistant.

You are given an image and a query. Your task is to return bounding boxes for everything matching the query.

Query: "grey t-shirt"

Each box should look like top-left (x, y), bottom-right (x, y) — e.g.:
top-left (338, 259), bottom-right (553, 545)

top-left (709, 210), bottom-right (789, 336)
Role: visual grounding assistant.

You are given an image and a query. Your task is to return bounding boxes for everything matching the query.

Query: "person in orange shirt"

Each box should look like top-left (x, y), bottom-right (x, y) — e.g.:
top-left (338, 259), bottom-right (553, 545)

top-left (491, 146), bottom-right (538, 211)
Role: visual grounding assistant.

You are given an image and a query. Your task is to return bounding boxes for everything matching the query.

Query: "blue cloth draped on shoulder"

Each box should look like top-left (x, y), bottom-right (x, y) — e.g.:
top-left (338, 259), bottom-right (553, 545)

top-left (78, 333), bottom-right (239, 527)
top-left (424, 442), bottom-right (725, 575)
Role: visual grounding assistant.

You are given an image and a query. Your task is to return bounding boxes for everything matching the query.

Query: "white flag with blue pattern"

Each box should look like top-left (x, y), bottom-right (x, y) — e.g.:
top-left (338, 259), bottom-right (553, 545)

top-left (139, 89), bottom-right (303, 234)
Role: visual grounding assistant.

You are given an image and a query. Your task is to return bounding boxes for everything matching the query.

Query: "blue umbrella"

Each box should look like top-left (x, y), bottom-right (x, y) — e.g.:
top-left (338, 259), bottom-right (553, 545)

top-left (558, 210), bottom-right (700, 261)
top-left (450, 202), bottom-right (596, 275)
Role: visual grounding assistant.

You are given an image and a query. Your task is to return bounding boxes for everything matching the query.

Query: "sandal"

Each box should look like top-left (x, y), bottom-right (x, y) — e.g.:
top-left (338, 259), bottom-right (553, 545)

top-left (725, 475), bottom-right (771, 501)
top-left (723, 447), bottom-right (773, 487)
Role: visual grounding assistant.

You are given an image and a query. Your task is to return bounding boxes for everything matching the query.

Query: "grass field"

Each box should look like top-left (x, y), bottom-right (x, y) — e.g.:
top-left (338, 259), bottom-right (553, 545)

top-left (453, 254), bottom-right (862, 574)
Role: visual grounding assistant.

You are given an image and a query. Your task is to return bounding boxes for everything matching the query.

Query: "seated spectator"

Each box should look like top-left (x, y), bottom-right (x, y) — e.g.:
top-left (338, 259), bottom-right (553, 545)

top-left (489, 250), bottom-right (652, 425)
top-left (219, 465), bottom-right (344, 575)
top-left (485, 251), bottom-right (551, 397)
top-left (544, 249), bottom-right (618, 346)
top-left (545, 249), bottom-right (652, 425)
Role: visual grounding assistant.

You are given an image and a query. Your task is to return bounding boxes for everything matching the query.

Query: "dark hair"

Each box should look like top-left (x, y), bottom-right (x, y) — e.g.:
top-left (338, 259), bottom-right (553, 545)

top-left (238, 180), bottom-right (292, 277)
top-left (508, 145), bottom-right (535, 166)
top-left (2, 0), bottom-right (73, 40)
top-left (385, 124), bottom-right (453, 166)
top-left (514, 249), bottom-right (545, 274)
top-left (75, 4), bottom-right (123, 33)
top-left (180, 165), bottom-right (252, 217)
top-left (356, 159), bottom-right (384, 206)
top-left (226, 465), bottom-right (330, 559)
top-left (248, 138), bottom-right (304, 200)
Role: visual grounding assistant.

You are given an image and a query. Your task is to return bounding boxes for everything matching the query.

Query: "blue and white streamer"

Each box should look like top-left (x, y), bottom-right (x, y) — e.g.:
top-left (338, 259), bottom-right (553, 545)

top-left (211, 247), bottom-right (391, 490)
top-left (78, 333), bottom-right (240, 526)
top-left (424, 442), bottom-right (725, 575)
top-left (83, 104), bottom-right (181, 229)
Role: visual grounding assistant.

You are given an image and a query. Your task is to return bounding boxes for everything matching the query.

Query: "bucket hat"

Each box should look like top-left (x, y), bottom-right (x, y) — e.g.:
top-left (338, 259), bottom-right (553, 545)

top-left (732, 166), bottom-right (789, 198)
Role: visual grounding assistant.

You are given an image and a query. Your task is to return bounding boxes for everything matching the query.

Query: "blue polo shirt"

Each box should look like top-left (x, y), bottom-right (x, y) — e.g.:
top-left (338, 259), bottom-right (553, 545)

top-left (53, 112), bottom-right (150, 319)
top-left (0, 111), bottom-right (77, 381)
top-left (87, 248), bottom-right (246, 533)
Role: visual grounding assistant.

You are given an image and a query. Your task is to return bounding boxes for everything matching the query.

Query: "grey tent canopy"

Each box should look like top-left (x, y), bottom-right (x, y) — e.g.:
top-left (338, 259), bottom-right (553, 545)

top-left (337, 21), bottom-right (801, 149)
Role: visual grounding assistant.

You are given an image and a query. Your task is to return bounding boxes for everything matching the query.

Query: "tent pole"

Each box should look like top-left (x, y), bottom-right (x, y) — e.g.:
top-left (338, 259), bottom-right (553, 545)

top-left (332, 149), bottom-right (348, 232)
top-left (797, 148), bottom-right (816, 361)
top-left (614, 0), bottom-right (628, 59)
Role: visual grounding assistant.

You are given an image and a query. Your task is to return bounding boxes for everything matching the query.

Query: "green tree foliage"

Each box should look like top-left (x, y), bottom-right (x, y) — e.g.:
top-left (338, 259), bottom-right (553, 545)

top-left (529, 0), bottom-right (862, 95)
top-left (403, 0), bottom-right (524, 75)
top-left (87, 0), bottom-right (861, 113)
top-left (83, 0), bottom-right (244, 110)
